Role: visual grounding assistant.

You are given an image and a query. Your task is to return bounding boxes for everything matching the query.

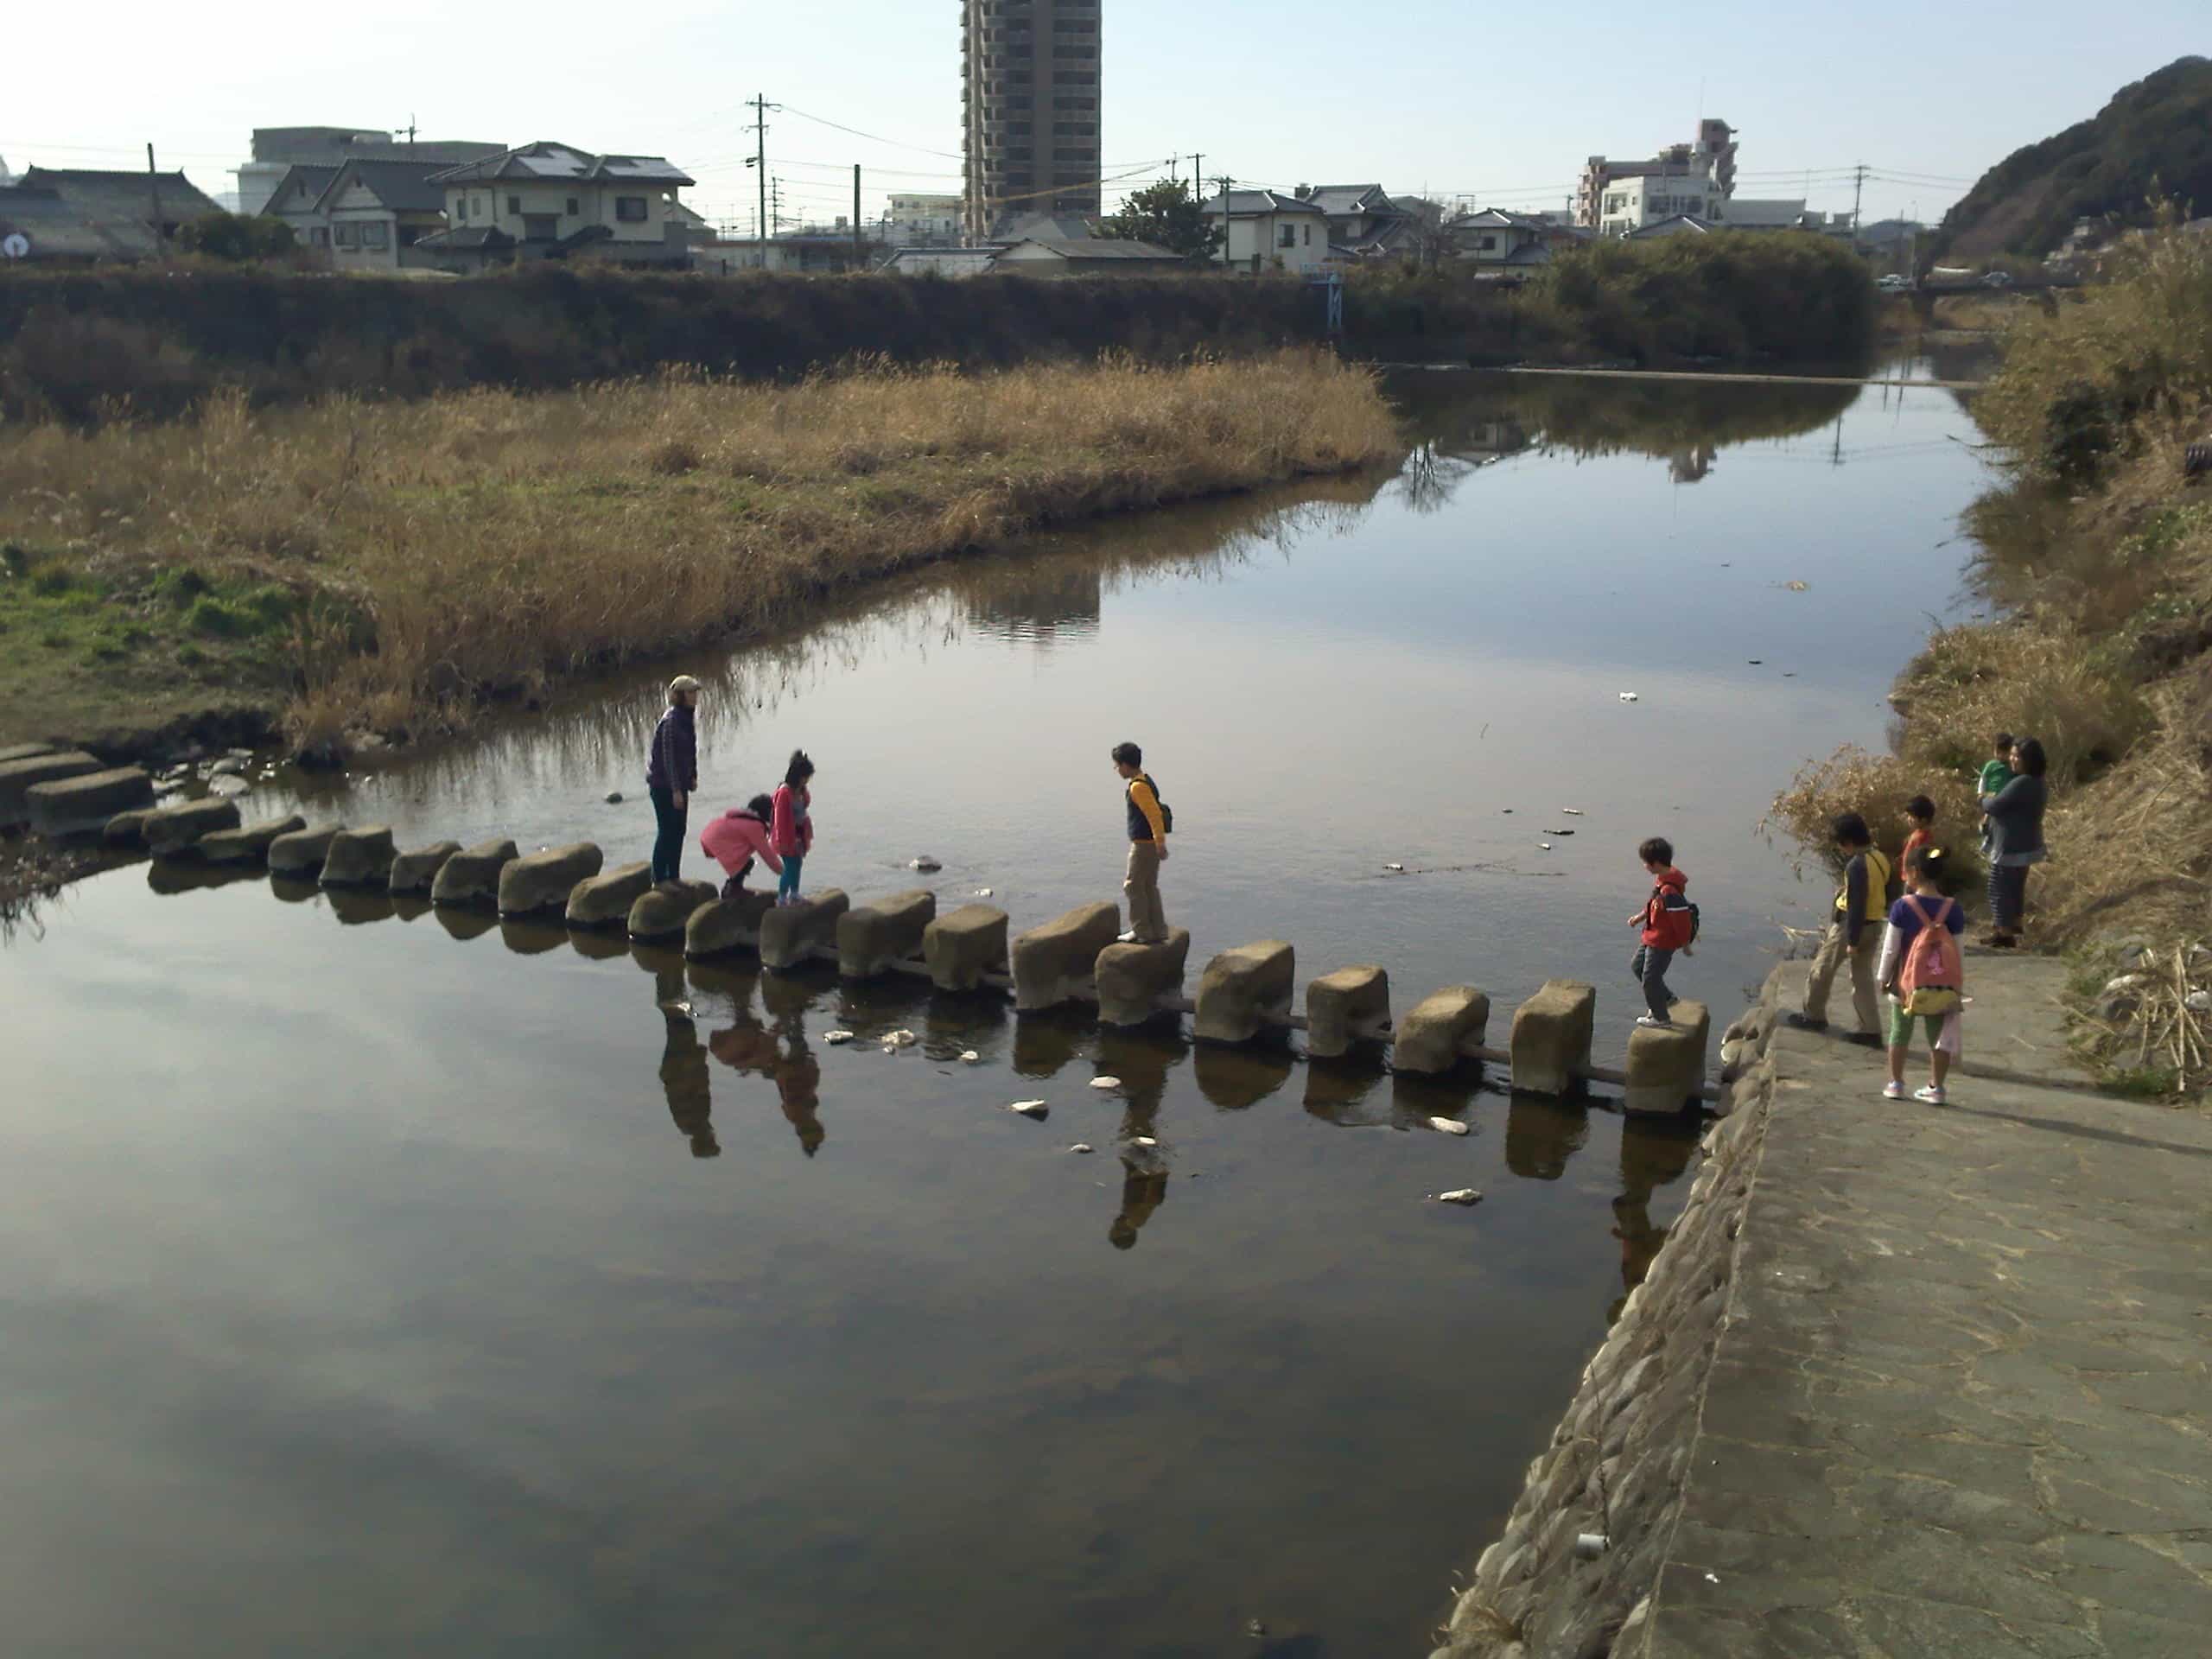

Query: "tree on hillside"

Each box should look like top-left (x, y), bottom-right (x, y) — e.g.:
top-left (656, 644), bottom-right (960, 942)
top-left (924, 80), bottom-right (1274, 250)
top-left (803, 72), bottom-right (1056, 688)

top-left (1395, 196), bottom-right (1464, 270)
top-left (1101, 181), bottom-right (1222, 261)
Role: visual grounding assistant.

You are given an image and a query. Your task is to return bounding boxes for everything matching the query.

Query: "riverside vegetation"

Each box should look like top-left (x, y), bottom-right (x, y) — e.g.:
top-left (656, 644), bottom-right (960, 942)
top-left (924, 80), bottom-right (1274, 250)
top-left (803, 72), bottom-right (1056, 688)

top-left (0, 351), bottom-right (1397, 753)
top-left (1770, 219), bottom-right (2212, 1096)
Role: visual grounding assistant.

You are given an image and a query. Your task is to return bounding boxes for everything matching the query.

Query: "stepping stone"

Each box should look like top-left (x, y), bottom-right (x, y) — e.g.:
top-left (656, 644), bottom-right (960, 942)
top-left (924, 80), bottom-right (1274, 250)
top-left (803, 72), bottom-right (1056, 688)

top-left (143, 797), bottom-right (242, 859)
top-left (1012, 901), bottom-right (1120, 1012)
top-left (199, 813), bottom-right (307, 865)
top-left (1510, 978), bottom-right (1596, 1096)
top-left (0, 741), bottom-right (58, 766)
top-left (684, 889), bottom-right (776, 959)
top-left (267, 821), bottom-right (345, 877)
top-left (388, 841), bottom-right (461, 895)
top-left (319, 825), bottom-right (397, 888)
top-left (760, 888), bottom-right (849, 971)
top-left (0, 750), bottom-right (102, 828)
top-left (1393, 986), bottom-right (1492, 1076)
top-left (103, 807), bottom-right (161, 849)
top-left (1194, 940), bottom-right (1295, 1044)
top-left (1096, 930), bottom-right (1192, 1027)
top-left (628, 879), bottom-right (719, 943)
top-left (923, 902), bottom-right (1009, 991)
top-left (1306, 963), bottom-right (1391, 1059)
top-left (837, 887), bottom-right (937, 978)
top-left (431, 837), bottom-right (518, 907)
top-left (26, 766), bottom-right (152, 836)
top-left (1624, 1000), bottom-right (1712, 1116)
top-left (565, 861), bottom-right (652, 929)
top-left (499, 842), bottom-right (603, 918)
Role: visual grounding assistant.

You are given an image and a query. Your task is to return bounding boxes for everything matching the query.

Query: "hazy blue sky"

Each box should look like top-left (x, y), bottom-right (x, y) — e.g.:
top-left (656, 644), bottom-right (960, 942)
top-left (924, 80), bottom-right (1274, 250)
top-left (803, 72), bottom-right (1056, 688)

top-left (3, 3), bottom-right (2202, 230)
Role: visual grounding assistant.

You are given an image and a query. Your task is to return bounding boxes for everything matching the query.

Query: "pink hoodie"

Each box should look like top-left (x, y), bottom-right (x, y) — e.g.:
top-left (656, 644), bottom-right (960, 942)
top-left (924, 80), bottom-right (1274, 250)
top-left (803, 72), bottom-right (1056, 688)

top-left (700, 809), bottom-right (783, 878)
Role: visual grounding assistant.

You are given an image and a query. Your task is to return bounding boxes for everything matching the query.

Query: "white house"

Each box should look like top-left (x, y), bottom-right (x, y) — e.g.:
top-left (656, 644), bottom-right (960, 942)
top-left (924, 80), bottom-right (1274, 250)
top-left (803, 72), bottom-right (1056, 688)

top-left (1200, 188), bottom-right (1333, 273)
top-left (1598, 169), bottom-right (1720, 237)
top-left (886, 194), bottom-right (963, 245)
top-left (412, 141), bottom-right (695, 271)
top-left (992, 236), bottom-right (1185, 276)
top-left (883, 246), bottom-right (1001, 278)
top-left (1451, 208), bottom-right (1551, 266)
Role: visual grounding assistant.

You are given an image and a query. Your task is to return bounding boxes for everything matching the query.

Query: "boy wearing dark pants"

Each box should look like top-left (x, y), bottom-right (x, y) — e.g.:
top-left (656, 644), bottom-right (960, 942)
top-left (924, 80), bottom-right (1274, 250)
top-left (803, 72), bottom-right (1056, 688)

top-left (1788, 812), bottom-right (1895, 1047)
top-left (1627, 837), bottom-right (1694, 1027)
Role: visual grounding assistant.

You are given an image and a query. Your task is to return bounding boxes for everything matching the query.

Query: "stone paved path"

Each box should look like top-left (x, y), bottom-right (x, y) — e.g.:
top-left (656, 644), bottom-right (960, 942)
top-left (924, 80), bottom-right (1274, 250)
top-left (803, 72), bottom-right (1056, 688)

top-left (1643, 972), bottom-right (2212, 1657)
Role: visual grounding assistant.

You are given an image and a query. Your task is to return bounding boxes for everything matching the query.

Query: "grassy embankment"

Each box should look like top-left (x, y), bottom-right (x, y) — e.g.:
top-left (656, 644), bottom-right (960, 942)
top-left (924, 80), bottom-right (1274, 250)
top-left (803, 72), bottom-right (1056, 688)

top-left (1770, 221), bottom-right (2212, 1096)
top-left (0, 350), bottom-right (1398, 754)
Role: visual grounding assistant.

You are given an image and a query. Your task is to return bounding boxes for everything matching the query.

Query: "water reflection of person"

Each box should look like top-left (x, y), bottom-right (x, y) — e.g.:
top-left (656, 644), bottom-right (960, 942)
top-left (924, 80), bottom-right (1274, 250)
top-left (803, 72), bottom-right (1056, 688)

top-left (774, 1034), bottom-right (823, 1156)
top-left (1109, 1156), bottom-right (1169, 1251)
top-left (661, 1004), bottom-right (717, 1159)
top-left (1608, 1116), bottom-right (1700, 1323)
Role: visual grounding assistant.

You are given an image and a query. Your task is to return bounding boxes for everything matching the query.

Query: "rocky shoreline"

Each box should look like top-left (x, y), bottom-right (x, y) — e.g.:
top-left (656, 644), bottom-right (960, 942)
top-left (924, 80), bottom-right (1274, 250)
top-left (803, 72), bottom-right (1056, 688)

top-left (1431, 969), bottom-right (1789, 1659)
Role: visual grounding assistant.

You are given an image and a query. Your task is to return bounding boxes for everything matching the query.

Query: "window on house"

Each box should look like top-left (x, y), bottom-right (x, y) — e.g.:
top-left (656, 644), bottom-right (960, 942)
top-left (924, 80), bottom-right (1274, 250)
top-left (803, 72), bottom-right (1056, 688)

top-left (1278, 223), bottom-right (1296, 249)
top-left (454, 196), bottom-right (467, 222)
top-left (567, 196), bottom-right (580, 216)
top-left (361, 223), bottom-right (390, 250)
top-left (615, 197), bottom-right (649, 222)
top-left (1302, 224), bottom-right (1311, 246)
top-left (311, 226), bottom-right (329, 246)
top-left (1480, 234), bottom-right (1497, 251)
top-left (333, 223), bottom-right (358, 248)
top-left (505, 194), bottom-right (521, 214)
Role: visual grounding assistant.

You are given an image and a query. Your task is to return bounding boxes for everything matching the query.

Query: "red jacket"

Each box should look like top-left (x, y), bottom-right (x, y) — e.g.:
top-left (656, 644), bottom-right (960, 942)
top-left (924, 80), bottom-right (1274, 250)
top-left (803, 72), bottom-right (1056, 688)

top-left (1640, 868), bottom-right (1694, 949)
top-left (771, 783), bottom-right (813, 858)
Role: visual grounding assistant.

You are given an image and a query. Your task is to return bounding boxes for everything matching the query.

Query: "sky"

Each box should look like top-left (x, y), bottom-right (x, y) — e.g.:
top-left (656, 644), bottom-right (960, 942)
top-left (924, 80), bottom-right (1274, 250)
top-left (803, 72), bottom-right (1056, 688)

top-left (3, 2), bottom-right (2204, 232)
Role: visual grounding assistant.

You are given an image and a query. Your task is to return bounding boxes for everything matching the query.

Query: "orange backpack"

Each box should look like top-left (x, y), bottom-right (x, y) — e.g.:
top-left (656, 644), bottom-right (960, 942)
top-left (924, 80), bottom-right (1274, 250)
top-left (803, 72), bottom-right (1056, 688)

top-left (1897, 895), bottom-right (1962, 1014)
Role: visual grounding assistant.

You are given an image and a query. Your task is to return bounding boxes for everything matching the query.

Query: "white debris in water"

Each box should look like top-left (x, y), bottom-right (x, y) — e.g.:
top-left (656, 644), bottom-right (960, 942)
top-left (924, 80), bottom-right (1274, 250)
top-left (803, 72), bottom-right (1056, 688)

top-left (959, 1050), bottom-right (982, 1064)
top-left (1433, 1188), bottom-right (1484, 1206)
top-left (1539, 842), bottom-right (1553, 851)
top-left (1008, 1100), bottom-right (1049, 1120)
top-left (823, 1030), bottom-right (855, 1045)
top-left (976, 887), bottom-right (994, 897)
top-left (658, 1000), bottom-right (693, 1017)
top-left (1618, 691), bottom-right (1639, 702)
top-left (909, 856), bottom-right (942, 872)
top-left (1427, 1116), bottom-right (1471, 1136)
top-left (885, 1029), bottom-right (918, 1046)
top-left (1068, 1142), bottom-right (1095, 1154)
top-left (1784, 580), bottom-right (1809, 592)
top-left (1382, 862), bottom-right (1405, 874)
top-left (1131, 1135), bottom-right (1158, 1148)
top-left (1090, 1076), bottom-right (1122, 1090)
top-left (1560, 807), bottom-right (1584, 816)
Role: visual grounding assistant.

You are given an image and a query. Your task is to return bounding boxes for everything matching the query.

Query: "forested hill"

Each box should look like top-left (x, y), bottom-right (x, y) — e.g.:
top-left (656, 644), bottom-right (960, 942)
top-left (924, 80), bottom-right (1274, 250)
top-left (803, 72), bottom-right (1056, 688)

top-left (1931, 56), bottom-right (2212, 260)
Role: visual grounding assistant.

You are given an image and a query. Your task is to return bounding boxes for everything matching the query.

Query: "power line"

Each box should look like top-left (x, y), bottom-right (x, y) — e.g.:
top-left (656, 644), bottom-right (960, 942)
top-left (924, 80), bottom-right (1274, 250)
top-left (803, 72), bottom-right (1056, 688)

top-left (779, 104), bottom-right (963, 161)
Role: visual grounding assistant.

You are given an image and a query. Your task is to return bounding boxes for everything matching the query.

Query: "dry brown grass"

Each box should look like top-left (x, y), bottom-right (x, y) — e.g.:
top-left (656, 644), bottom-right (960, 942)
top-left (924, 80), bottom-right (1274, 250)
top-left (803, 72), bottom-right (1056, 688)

top-left (0, 351), bottom-right (1397, 744)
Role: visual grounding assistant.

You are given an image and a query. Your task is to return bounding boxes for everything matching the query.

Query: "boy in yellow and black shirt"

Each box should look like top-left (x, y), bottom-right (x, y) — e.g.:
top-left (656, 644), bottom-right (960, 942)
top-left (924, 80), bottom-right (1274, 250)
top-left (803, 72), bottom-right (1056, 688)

top-left (1787, 811), bottom-right (1897, 1047)
top-left (1111, 741), bottom-right (1171, 945)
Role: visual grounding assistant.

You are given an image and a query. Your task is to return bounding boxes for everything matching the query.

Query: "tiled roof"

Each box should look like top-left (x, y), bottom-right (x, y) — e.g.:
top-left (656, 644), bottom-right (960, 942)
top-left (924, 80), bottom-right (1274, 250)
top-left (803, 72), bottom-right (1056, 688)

top-left (16, 167), bottom-right (223, 226)
top-left (429, 141), bottom-right (693, 188)
top-left (1203, 189), bottom-right (1326, 218)
top-left (412, 226), bottom-right (515, 251)
top-left (1305, 184), bottom-right (1394, 216)
top-left (321, 158), bottom-right (459, 215)
top-left (0, 183), bottom-right (162, 259)
top-left (264, 164), bottom-right (341, 214)
top-left (1008, 235), bottom-right (1182, 261)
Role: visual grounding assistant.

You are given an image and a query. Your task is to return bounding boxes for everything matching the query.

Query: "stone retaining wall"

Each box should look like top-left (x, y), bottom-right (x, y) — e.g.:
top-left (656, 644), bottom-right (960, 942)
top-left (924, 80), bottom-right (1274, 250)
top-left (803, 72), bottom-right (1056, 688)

top-left (1432, 967), bottom-right (1787, 1659)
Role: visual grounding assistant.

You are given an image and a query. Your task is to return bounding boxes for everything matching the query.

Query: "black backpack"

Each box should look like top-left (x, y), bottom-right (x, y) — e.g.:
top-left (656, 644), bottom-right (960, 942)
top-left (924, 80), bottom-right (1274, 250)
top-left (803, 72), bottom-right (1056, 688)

top-left (1135, 774), bottom-right (1173, 835)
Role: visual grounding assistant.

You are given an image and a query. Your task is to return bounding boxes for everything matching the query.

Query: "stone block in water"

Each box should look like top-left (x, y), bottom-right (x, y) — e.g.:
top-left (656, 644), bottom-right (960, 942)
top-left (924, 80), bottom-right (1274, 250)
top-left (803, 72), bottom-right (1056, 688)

top-left (1011, 901), bottom-right (1120, 1012)
top-left (684, 888), bottom-right (777, 959)
top-left (0, 741), bottom-right (57, 766)
top-left (837, 888), bottom-right (938, 978)
top-left (630, 879), bottom-right (719, 943)
top-left (1510, 978), bottom-right (1596, 1096)
top-left (760, 888), bottom-right (849, 971)
top-left (319, 825), bottom-right (397, 888)
top-left (1193, 940), bottom-right (1295, 1044)
top-left (143, 797), bottom-right (243, 859)
top-left (200, 813), bottom-right (307, 865)
top-left (1096, 930), bottom-right (1192, 1027)
top-left (431, 837), bottom-right (518, 907)
top-left (388, 841), bottom-right (462, 895)
top-left (26, 766), bottom-right (153, 836)
top-left (1624, 1000), bottom-right (1711, 1116)
top-left (0, 750), bottom-right (101, 828)
top-left (565, 860), bottom-right (653, 929)
top-left (267, 821), bottom-right (345, 877)
top-left (1306, 963), bottom-right (1392, 1059)
top-left (924, 903), bottom-right (1009, 991)
top-left (1393, 985), bottom-right (1492, 1075)
top-left (498, 842), bottom-right (603, 917)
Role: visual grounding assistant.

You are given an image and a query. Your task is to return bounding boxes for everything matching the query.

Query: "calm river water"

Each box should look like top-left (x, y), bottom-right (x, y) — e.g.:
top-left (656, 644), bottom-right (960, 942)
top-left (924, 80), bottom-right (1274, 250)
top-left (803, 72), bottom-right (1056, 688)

top-left (2, 360), bottom-right (1992, 1656)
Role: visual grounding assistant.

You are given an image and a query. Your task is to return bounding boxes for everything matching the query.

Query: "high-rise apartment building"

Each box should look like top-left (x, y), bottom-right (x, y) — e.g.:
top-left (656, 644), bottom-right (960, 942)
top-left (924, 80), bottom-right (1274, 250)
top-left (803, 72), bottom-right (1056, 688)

top-left (961, 0), bottom-right (1102, 240)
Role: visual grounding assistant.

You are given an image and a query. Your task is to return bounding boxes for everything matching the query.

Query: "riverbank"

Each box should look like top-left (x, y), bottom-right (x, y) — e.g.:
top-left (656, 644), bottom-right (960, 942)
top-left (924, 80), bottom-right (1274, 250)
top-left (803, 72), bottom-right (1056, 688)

top-left (1437, 953), bottom-right (2212, 1657)
top-left (1770, 222), bottom-right (2212, 1095)
top-left (0, 350), bottom-right (1396, 761)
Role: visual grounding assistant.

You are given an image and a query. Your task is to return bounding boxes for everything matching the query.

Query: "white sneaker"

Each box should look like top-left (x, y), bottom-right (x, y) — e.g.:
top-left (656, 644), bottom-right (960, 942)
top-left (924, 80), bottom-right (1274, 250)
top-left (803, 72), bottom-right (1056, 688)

top-left (1116, 931), bottom-right (1138, 944)
top-left (1635, 1014), bottom-right (1672, 1028)
top-left (1915, 1084), bottom-right (1948, 1106)
top-left (1882, 1080), bottom-right (1905, 1100)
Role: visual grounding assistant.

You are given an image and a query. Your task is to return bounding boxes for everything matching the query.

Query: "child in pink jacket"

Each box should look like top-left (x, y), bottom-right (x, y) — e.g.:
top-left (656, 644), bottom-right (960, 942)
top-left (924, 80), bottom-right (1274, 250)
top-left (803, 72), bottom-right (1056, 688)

top-left (700, 794), bottom-right (782, 900)
top-left (771, 749), bottom-right (816, 906)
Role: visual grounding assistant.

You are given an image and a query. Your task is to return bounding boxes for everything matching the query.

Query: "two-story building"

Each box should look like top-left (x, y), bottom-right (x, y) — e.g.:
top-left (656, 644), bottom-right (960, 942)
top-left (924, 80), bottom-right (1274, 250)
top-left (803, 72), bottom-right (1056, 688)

top-left (411, 141), bottom-right (696, 271)
top-left (1200, 188), bottom-right (1333, 273)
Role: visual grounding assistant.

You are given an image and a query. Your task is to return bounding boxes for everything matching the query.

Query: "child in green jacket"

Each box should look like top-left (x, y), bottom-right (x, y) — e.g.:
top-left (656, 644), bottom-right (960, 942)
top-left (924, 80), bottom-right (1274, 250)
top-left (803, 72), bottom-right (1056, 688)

top-left (1977, 732), bottom-right (2014, 858)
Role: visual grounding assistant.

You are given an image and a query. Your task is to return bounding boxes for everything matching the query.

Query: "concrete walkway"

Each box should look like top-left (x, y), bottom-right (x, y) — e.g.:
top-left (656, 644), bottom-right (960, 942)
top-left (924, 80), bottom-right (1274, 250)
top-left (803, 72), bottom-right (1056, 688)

top-left (1643, 959), bottom-right (2212, 1657)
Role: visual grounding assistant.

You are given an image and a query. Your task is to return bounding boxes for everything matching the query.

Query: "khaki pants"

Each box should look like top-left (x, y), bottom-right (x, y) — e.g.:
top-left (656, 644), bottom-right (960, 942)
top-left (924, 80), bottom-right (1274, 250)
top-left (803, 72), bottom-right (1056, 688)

top-left (1123, 841), bottom-right (1167, 944)
top-left (1803, 919), bottom-right (1881, 1033)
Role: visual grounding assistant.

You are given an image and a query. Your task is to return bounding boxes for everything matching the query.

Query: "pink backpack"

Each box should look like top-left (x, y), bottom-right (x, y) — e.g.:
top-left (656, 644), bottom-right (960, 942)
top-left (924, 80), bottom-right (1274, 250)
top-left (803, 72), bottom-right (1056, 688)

top-left (1897, 895), bottom-right (1962, 1010)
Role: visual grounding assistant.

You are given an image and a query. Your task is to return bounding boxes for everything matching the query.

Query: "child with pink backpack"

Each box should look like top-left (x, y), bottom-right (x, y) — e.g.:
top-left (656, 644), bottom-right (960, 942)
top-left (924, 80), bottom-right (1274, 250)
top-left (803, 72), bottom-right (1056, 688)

top-left (1877, 843), bottom-right (1966, 1103)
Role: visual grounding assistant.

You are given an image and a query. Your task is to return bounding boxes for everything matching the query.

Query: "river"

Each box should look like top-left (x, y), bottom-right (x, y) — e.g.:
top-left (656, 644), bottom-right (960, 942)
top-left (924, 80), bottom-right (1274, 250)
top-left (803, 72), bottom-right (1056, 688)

top-left (0, 359), bottom-right (1993, 1657)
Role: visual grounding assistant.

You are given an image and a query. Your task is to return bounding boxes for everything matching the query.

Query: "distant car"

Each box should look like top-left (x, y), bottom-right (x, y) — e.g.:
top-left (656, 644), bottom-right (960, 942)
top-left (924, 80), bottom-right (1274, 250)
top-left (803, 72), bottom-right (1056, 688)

top-left (1876, 274), bottom-right (1911, 291)
top-left (1981, 270), bottom-right (2015, 288)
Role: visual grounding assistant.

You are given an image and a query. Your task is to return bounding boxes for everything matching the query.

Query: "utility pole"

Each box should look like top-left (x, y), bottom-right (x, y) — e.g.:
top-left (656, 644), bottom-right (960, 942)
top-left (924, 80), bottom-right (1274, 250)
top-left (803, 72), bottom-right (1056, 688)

top-left (401, 114), bottom-right (418, 145)
top-left (1191, 153), bottom-right (1203, 203)
top-left (853, 163), bottom-right (863, 270)
top-left (746, 93), bottom-right (777, 252)
top-left (1213, 174), bottom-right (1234, 266)
top-left (146, 143), bottom-right (161, 236)
top-left (771, 177), bottom-right (785, 237)
top-left (1851, 162), bottom-right (1866, 238)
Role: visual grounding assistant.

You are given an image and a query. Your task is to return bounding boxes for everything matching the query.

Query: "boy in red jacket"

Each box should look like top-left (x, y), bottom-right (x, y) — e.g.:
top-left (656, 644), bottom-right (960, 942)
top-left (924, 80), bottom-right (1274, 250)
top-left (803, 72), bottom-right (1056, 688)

top-left (1627, 836), bottom-right (1694, 1028)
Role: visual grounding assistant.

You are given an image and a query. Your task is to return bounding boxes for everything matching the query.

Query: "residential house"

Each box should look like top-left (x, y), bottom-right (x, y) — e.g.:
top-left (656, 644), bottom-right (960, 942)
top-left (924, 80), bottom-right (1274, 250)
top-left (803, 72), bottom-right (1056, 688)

top-left (1598, 170), bottom-right (1721, 237)
top-left (882, 246), bottom-right (1001, 278)
top-left (886, 194), bottom-right (963, 245)
top-left (411, 141), bottom-right (695, 272)
top-left (1300, 183), bottom-right (1413, 257)
top-left (317, 158), bottom-right (470, 269)
top-left (264, 163), bottom-right (341, 247)
top-left (1578, 120), bottom-right (1737, 228)
top-left (0, 183), bottom-right (163, 262)
top-left (234, 127), bottom-right (505, 216)
top-left (992, 235), bottom-right (1185, 276)
top-left (1451, 208), bottom-right (1554, 267)
top-left (693, 231), bottom-right (880, 274)
top-left (1200, 189), bottom-right (1332, 272)
top-left (16, 167), bottom-right (224, 240)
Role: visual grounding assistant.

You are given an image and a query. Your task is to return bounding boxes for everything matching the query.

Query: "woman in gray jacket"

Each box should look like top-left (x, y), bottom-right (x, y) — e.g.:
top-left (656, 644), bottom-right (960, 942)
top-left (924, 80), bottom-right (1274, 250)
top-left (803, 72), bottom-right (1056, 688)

top-left (1980, 735), bottom-right (2048, 947)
